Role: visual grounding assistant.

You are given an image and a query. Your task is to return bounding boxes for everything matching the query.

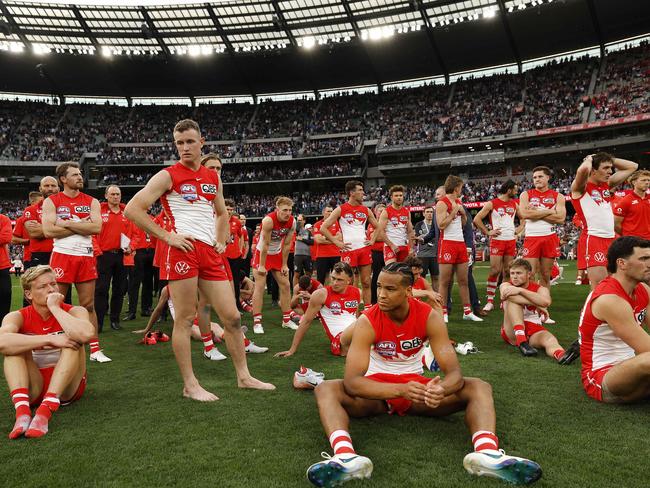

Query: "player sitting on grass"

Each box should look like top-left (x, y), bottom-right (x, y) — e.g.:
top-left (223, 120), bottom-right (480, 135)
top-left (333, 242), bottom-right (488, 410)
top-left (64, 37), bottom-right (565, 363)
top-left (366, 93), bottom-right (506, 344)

top-left (0, 265), bottom-right (94, 439)
top-left (499, 258), bottom-right (569, 361)
top-left (577, 236), bottom-right (650, 402)
top-left (275, 262), bottom-right (359, 359)
top-left (290, 274), bottom-right (323, 316)
top-left (306, 262), bottom-right (542, 487)
top-left (135, 285), bottom-right (267, 356)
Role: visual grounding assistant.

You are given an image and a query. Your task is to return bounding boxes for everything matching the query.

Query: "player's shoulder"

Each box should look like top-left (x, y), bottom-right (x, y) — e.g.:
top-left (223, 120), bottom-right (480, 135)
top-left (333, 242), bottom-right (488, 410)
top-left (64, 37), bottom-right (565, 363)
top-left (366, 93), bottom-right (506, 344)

top-left (1, 309), bottom-right (25, 330)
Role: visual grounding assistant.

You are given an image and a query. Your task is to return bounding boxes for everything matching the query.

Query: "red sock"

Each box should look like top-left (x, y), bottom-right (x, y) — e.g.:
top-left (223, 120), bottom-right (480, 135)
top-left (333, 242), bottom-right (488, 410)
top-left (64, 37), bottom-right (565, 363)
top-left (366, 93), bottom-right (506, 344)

top-left (486, 276), bottom-right (498, 303)
top-left (282, 311), bottom-right (291, 324)
top-left (553, 348), bottom-right (565, 361)
top-left (253, 313), bottom-right (262, 325)
top-left (240, 300), bottom-right (252, 312)
top-left (329, 429), bottom-right (356, 456)
top-left (35, 392), bottom-right (60, 421)
top-left (244, 338), bottom-right (251, 347)
top-left (289, 310), bottom-right (299, 319)
top-left (89, 337), bottom-right (100, 354)
top-left (472, 431), bottom-right (499, 452)
top-left (463, 304), bottom-right (472, 315)
top-left (201, 333), bottom-right (214, 353)
top-left (10, 388), bottom-right (31, 418)
top-left (513, 324), bottom-right (526, 346)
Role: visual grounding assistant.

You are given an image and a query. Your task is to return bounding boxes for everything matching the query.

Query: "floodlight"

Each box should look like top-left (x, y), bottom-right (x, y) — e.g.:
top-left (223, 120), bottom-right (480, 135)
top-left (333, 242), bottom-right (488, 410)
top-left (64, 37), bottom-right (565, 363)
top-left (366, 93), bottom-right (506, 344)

top-left (302, 36), bottom-right (315, 49)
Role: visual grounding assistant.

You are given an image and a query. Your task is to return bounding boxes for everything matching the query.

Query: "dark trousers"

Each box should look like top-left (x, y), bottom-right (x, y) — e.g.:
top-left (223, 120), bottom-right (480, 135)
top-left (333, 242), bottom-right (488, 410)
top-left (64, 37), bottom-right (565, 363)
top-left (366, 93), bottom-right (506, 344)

top-left (95, 251), bottom-right (126, 330)
top-left (370, 250), bottom-right (385, 304)
top-left (228, 257), bottom-right (243, 305)
top-left (0, 268), bottom-right (10, 322)
top-left (129, 248), bottom-right (155, 314)
top-left (288, 253), bottom-right (295, 288)
top-left (419, 255), bottom-right (439, 279)
top-left (315, 256), bottom-right (341, 284)
top-left (267, 272), bottom-right (279, 302)
top-left (241, 255), bottom-right (251, 280)
top-left (446, 263), bottom-right (480, 312)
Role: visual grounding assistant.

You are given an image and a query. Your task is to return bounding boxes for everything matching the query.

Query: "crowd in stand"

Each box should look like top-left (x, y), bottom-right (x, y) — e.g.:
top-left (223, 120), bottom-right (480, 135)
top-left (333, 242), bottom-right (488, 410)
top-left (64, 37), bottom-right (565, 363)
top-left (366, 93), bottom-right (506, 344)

top-left (96, 145), bottom-right (176, 165)
top-left (0, 44), bottom-right (648, 162)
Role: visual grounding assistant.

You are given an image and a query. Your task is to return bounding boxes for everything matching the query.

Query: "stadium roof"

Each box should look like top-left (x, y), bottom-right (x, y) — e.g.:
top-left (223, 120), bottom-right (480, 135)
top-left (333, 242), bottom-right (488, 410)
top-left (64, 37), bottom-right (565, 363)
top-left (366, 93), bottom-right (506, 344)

top-left (0, 0), bottom-right (648, 99)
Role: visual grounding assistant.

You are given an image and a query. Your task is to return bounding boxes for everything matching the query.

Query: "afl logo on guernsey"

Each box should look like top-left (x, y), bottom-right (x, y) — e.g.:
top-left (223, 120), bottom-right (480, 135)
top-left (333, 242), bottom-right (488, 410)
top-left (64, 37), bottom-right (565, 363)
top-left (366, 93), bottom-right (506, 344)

top-left (330, 302), bottom-right (342, 315)
top-left (200, 184), bottom-right (217, 195)
top-left (376, 341), bottom-right (396, 358)
top-left (56, 206), bottom-right (71, 219)
top-left (343, 212), bottom-right (355, 225)
top-left (180, 184), bottom-right (198, 202)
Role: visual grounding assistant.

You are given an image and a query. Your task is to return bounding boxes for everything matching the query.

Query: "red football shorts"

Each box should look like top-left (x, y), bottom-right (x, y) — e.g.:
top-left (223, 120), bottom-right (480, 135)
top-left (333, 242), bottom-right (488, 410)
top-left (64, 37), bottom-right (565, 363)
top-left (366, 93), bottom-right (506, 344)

top-left (367, 373), bottom-right (432, 416)
top-left (222, 255), bottom-right (233, 281)
top-left (521, 234), bottom-right (560, 259)
top-left (583, 366), bottom-right (614, 402)
top-left (383, 244), bottom-right (410, 262)
top-left (341, 246), bottom-right (372, 267)
top-left (162, 240), bottom-right (229, 281)
top-left (253, 250), bottom-right (283, 272)
top-left (500, 320), bottom-right (547, 345)
top-left (577, 234), bottom-right (587, 270)
top-left (585, 235), bottom-right (613, 268)
top-left (330, 332), bottom-right (343, 356)
top-left (32, 367), bottom-right (87, 407)
top-left (490, 239), bottom-right (517, 257)
top-left (50, 252), bottom-right (97, 284)
top-left (438, 239), bottom-right (468, 265)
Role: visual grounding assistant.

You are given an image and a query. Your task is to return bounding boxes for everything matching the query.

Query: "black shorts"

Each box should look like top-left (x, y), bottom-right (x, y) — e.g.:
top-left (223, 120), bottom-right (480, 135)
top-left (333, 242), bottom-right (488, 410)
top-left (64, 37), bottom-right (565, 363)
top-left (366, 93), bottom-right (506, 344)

top-left (419, 256), bottom-right (439, 278)
top-left (294, 255), bottom-right (312, 276)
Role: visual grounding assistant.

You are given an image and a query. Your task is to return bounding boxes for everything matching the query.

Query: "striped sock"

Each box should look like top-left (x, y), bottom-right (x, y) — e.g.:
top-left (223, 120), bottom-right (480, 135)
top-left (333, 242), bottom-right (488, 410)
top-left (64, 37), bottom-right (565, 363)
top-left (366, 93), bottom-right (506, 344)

top-left (329, 429), bottom-right (356, 456)
top-left (89, 337), bottom-right (100, 354)
top-left (253, 313), bottom-right (262, 325)
top-left (513, 324), bottom-right (526, 346)
top-left (11, 388), bottom-right (31, 417)
top-left (472, 431), bottom-right (499, 452)
top-left (36, 392), bottom-right (60, 421)
top-left (553, 348), bottom-right (565, 361)
top-left (463, 304), bottom-right (472, 316)
top-left (201, 333), bottom-right (214, 353)
top-left (486, 276), bottom-right (498, 303)
top-left (282, 311), bottom-right (291, 324)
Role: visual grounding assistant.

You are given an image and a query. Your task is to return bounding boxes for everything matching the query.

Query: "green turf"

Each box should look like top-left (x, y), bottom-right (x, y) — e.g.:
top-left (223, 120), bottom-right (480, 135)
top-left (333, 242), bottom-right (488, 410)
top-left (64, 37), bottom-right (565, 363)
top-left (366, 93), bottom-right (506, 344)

top-left (1, 262), bottom-right (648, 487)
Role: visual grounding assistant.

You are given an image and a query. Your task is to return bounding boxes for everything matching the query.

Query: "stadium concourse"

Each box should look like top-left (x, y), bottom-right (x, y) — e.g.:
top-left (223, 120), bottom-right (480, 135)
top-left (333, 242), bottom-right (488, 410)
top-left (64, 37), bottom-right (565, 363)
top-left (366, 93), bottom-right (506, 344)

top-left (1, 0), bottom-right (650, 486)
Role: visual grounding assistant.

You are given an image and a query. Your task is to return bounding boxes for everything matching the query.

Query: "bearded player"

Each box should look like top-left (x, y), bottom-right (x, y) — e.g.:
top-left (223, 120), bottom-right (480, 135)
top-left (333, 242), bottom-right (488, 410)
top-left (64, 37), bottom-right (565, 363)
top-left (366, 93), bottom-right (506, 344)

top-left (42, 163), bottom-right (107, 363)
top-left (0, 265), bottom-right (94, 439)
top-left (125, 119), bottom-right (273, 401)
top-left (251, 196), bottom-right (296, 334)
top-left (305, 263), bottom-right (541, 487)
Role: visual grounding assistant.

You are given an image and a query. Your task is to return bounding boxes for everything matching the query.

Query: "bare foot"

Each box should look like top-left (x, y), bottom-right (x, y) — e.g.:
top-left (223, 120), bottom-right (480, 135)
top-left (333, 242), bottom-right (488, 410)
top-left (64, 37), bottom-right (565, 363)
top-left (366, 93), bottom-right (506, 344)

top-left (238, 376), bottom-right (276, 390)
top-left (182, 385), bottom-right (219, 401)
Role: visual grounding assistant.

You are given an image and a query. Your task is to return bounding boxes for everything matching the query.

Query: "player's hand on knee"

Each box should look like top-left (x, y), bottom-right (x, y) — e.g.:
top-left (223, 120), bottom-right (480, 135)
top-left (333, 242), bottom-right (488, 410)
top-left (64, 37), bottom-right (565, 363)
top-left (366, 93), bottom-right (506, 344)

top-left (401, 381), bottom-right (428, 404)
top-left (424, 377), bottom-right (445, 408)
top-left (50, 334), bottom-right (82, 350)
top-left (281, 265), bottom-right (289, 276)
top-left (167, 232), bottom-right (195, 252)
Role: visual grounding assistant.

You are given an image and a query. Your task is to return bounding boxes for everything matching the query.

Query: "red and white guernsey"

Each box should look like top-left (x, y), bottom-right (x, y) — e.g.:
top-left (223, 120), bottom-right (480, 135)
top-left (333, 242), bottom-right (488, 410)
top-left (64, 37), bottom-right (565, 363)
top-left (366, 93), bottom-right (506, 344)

top-left (385, 205), bottom-right (410, 247)
top-left (439, 196), bottom-right (463, 242)
top-left (364, 297), bottom-right (432, 376)
top-left (318, 285), bottom-right (360, 340)
top-left (580, 277), bottom-right (649, 378)
top-left (19, 303), bottom-right (74, 369)
top-left (338, 203), bottom-right (370, 251)
top-left (160, 162), bottom-right (220, 246)
top-left (522, 281), bottom-right (543, 325)
top-left (525, 189), bottom-right (559, 237)
top-left (490, 198), bottom-right (517, 241)
top-left (256, 211), bottom-right (295, 255)
top-left (48, 192), bottom-right (95, 257)
top-left (573, 182), bottom-right (615, 238)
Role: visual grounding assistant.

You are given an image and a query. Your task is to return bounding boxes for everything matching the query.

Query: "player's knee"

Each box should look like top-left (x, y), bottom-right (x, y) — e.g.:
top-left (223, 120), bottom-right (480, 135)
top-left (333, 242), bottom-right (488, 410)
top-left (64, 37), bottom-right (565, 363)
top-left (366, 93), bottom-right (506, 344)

top-left (223, 310), bottom-right (242, 330)
top-left (361, 276), bottom-right (371, 288)
top-left (463, 377), bottom-right (493, 398)
top-left (314, 380), bottom-right (339, 400)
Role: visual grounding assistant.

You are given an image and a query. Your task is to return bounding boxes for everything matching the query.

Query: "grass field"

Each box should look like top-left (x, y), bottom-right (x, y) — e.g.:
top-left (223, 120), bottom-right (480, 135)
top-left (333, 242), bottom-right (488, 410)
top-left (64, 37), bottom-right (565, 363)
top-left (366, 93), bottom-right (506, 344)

top-left (1, 261), bottom-right (648, 487)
